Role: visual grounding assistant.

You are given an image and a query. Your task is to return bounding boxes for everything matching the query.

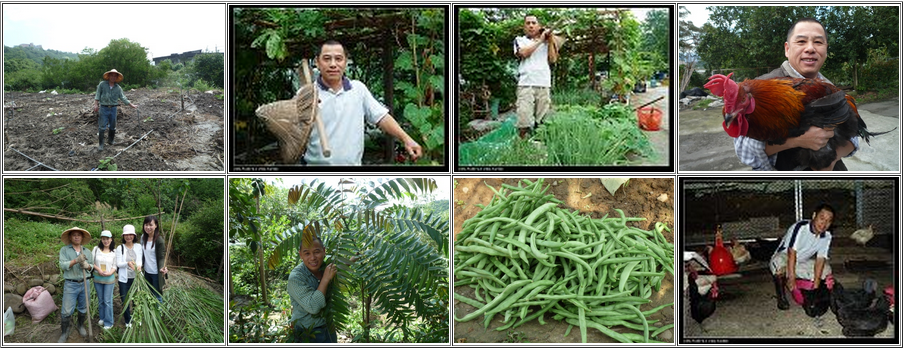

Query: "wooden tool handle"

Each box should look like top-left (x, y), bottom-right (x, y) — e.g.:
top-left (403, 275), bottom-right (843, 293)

top-left (316, 109), bottom-right (331, 158)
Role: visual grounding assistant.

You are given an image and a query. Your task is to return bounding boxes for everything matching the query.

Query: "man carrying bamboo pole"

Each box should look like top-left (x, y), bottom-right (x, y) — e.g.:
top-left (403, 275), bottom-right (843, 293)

top-left (302, 40), bottom-right (423, 165)
top-left (57, 227), bottom-right (94, 342)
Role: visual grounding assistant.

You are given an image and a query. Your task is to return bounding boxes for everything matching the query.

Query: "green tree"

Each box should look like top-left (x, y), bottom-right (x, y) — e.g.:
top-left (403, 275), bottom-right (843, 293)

top-left (97, 38), bottom-right (155, 87)
top-left (189, 53), bottom-right (224, 88)
top-left (262, 178), bottom-right (448, 342)
top-left (642, 9), bottom-right (669, 72)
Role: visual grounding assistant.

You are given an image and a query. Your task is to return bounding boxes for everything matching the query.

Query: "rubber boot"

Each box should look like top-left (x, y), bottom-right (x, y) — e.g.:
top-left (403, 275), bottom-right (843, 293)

top-left (57, 315), bottom-right (71, 343)
top-left (98, 133), bottom-right (105, 151)
top-left (519, 128), bottom-right (530, 139)
top-left (76, 312), bottom-right (87, 337)
top-left (774, 275), bottom-right (790, 310)
top-left (107, 128), bottom-right (115, 146)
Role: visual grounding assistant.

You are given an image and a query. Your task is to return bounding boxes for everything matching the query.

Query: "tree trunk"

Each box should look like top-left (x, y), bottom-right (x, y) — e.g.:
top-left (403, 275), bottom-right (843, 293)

top-left (680, 59), bottom-right (697, 92)
top-left (256, 195), bottom-right (268, 306)
top-left (362, 281), bottom-right (370, 342)
top-left (382, 36), bottom-right (395, 163)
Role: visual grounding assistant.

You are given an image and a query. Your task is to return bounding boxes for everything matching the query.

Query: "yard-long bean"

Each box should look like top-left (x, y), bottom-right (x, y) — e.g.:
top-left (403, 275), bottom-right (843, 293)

top-left (454, 179), bottom-right (673, 343)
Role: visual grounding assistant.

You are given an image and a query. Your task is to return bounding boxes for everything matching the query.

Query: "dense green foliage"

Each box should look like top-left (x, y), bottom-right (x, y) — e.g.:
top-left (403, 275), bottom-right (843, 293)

top-left (3, 178), bottom-right (224, 283)
top-left (229, 178), bottom-right (449, 343)
top-left (233, 8), bottom-right (446, 165)
top-left (4, 39), bottom-right (224, 92)
top-left (190, 53), bottom-right (225, 89)
top-left (696, 6), bottom-right (898, 90)
top-left (458, 8), bottom-right (668, 120)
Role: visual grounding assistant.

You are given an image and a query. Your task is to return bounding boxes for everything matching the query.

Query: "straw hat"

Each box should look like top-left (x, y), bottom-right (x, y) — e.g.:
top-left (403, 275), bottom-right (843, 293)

top-left (103, 69), bottom-right (123, 83)
top-left (61, 227), bottom-right (91, 245)
top-left (122, 224), bottom-right (136, 236)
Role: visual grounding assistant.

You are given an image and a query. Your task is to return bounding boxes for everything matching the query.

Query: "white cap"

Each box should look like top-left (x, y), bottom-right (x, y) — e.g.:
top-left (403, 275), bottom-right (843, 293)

top-left (100, 230), bottom-right (113, 238)
top-left (122, 224), bottom-right (136, 236)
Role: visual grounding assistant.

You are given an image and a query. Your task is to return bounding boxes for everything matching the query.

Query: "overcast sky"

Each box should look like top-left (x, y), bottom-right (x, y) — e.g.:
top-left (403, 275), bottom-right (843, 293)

top-left (680, 4), bottom-right (712, 27)
top-left (3, 3), bottom-right (225, 61)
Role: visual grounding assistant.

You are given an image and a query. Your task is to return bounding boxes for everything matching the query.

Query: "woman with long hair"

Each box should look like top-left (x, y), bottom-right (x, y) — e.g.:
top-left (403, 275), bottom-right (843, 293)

top-left (92, 230), bottom-right (117, 329)
top-left (115, 224), bottom-right (142, 327)
top-left (140, 215), bottom-right (167, 302)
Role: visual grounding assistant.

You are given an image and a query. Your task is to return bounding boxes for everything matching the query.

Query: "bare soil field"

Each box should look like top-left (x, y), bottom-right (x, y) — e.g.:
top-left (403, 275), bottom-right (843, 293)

top-left (4, 89), bottom-right (223, 171)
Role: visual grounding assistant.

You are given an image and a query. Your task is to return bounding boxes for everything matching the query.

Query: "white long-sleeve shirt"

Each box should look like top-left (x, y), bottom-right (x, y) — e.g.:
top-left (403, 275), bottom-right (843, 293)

top-left (116, 243), bottom-right (143, 283)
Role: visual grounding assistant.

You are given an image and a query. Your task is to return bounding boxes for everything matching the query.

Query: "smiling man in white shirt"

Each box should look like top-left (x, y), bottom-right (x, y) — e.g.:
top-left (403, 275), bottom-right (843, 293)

top-left (303, 40), bottom-right (422, 165)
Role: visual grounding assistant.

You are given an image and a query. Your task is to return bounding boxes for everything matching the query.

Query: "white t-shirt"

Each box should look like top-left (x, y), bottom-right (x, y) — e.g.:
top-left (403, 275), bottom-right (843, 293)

top-left (116, 243), bottom-right (143, 282)
top-left (303, 76), bottom-right (389, 165)
top-left (776, 220), bottom-right (833, 261)
top-left (513, 36), bottom-right (551, 87)
top-left (143, 240), bottom-right (159, 275)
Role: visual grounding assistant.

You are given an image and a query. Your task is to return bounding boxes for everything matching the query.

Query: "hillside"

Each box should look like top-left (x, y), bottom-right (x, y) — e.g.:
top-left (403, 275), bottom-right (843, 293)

top-left (4, 45), bottom-right (79, 67)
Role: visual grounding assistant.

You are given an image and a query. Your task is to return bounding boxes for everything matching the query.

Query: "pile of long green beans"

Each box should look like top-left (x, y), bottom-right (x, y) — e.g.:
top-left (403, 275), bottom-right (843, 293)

top-left (453, 179), bottom-right (674, 343)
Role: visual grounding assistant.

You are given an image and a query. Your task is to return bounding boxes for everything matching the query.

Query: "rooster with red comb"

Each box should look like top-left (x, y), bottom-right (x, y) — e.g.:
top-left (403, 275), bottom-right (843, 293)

top-left (704, 71), bottom-right (888, 170)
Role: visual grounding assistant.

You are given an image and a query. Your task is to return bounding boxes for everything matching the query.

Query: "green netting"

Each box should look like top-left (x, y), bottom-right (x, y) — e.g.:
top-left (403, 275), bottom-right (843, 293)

top-left (458, 115), bottom-right (517, 165)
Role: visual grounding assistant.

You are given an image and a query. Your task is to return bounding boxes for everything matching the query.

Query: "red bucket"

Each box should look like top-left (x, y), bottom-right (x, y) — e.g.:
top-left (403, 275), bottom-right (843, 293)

top-left (637, 107), bottom-right (662, 131)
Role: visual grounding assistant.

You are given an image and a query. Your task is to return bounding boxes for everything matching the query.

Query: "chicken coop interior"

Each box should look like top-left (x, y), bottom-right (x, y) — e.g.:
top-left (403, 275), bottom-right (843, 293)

top-left (681, 179), bottom-right (897, 341)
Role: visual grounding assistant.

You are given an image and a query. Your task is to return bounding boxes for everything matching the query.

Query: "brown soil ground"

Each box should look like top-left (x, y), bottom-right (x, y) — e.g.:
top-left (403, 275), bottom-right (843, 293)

top-left (3, 264), bottom-right (222, 343)
top-left (4, 89), bottom-right (223, 171)
top-left (452, 178), bottom-right (675, 343)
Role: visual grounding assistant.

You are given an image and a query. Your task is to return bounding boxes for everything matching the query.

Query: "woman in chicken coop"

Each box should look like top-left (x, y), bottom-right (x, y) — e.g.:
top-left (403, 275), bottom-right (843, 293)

top-left (769, 203), bottom-right (835, 311)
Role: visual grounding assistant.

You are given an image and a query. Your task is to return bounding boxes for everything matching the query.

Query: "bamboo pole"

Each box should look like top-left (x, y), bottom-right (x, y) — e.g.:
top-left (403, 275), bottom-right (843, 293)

top-left (2, 208), bottom-right (163, 223)
top-left (162, 189), bottom-right (188, 280)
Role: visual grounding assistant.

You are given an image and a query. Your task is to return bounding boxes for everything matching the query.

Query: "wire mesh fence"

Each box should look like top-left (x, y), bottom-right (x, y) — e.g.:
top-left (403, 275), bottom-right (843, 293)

top-left (682, 179), bottom-right (896, 246)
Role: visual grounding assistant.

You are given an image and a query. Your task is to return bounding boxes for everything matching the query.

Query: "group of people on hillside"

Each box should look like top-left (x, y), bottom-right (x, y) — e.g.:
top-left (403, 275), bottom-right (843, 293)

top-left (57, 215), bottom-right (168, 342)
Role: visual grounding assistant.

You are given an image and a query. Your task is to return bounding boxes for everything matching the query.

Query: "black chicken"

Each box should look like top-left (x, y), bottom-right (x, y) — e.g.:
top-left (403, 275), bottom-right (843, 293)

top-left (831, 279), bottom-right (890, 337)
top-left (799, 281), bottom-right (831, 317)
top-left (687, 267), bottom-right (718, 324)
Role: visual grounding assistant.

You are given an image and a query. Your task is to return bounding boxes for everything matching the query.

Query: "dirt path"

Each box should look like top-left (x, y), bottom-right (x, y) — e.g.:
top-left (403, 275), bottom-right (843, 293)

top-left (453, 178), bottom-right (675, 343)
top-left (682, 264), bottom-right (895, 340)
top-left (4, 89), bottom-right (223, 171)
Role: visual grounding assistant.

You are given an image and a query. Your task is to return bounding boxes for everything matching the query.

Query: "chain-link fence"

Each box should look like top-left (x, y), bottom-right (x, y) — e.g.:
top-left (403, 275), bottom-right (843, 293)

top-left (682, 179), bottom-right (896, 247)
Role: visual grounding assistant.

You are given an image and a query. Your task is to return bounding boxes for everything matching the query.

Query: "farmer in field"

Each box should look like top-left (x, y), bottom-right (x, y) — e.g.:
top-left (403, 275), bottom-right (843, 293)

top-left (287, 236), bottom-right (338, 342)
top-left (304, 40), bottom-right (422, 165)
top-left (57, 227), bottom-right (94, 342)
top-left (514, 15), bottom-right (556, 139)
top-left (93, 69), bottom-right (137, 151)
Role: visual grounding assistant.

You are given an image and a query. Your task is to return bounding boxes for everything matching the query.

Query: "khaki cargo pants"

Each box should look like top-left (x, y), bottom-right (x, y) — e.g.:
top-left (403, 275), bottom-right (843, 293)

top-left (515, 86), bottom-right (551, 129)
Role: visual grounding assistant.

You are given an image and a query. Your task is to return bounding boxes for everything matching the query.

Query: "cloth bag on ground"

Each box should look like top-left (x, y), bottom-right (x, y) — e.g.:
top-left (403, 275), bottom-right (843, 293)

top-left (3, 307), bottom-right (13, 336)
top-left (22, 286), bottom-right (58, 323)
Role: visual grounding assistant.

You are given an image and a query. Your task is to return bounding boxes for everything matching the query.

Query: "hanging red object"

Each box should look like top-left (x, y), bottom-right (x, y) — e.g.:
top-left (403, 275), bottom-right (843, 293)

top-left (709, 225), bottom-right (738, 275)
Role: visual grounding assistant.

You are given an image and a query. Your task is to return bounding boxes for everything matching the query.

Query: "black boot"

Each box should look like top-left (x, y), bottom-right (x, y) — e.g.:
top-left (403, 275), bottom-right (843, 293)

top-left (57, 315), bottom-right (71, 343)
top-left (98, 133), bottom-right (105, 151)
top-left (774, 275), bottom-right (790, 310)
top-left (108, 128), bottom-right (115, 145)
top-left (76, 312), bottom-right (87, 337)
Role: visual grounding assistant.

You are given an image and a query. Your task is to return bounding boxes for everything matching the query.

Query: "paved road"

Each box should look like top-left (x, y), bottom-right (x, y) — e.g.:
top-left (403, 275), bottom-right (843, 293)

top-left (678, 98), bottom-right (900, 171)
